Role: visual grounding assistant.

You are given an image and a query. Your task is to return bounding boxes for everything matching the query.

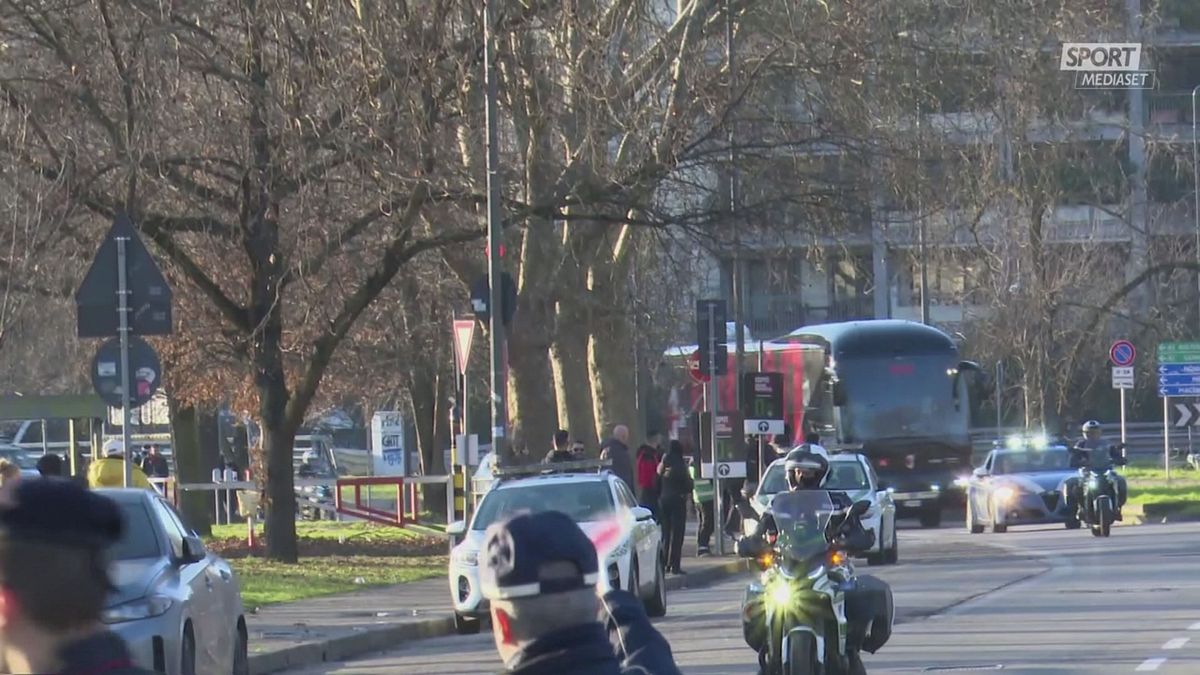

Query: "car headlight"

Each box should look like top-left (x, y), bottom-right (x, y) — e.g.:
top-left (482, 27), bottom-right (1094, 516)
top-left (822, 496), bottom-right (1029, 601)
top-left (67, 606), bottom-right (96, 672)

top-left (452, 548), bottom-right (478, 567)
top-left (994, 486), bottom-right (1016, 503)
top-left (101, 595), bottom-right (174, 624)
top-left (953, 476), bottom-right (970, 489)
top-left (930, 483), bottom-right (941, 492)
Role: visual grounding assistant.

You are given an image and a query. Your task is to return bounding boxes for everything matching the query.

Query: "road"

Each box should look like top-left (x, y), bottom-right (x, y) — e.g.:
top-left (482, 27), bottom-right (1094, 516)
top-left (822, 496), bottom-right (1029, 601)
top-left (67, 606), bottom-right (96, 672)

top-left (278, 520), bottom-right (1200, 674)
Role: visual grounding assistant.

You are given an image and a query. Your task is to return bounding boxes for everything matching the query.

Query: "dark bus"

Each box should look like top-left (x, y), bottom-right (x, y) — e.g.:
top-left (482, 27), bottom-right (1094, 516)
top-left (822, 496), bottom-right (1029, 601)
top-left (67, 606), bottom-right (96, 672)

top-left (772, 320), bottom-right (983, 527)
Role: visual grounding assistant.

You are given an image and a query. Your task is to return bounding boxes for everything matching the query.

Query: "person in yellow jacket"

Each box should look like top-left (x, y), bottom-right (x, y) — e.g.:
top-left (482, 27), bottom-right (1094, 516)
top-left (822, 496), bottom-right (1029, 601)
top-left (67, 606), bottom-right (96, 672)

top-left (88, 442), bottom-right (155, 490)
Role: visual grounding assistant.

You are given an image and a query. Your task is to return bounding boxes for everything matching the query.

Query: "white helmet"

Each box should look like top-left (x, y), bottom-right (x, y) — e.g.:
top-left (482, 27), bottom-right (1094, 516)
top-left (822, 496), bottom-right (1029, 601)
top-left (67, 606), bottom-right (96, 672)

top-left (1081, 420), bottom-right (1102, 433)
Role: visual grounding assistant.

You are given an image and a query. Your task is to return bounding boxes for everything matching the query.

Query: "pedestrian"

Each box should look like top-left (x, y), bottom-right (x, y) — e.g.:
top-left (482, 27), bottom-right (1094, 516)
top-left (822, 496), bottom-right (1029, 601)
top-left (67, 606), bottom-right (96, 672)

top-left (571, 440), bottom-right (587, 457)
top-left (803, 431), bottom-right (829, 459)
top-left (657, 439), bottom-right (693, 575)
top-left (0, 478), bottom-right (156, 674)
top-left (140, 444), bottom-right (170, 478)
top-left (35, 453), bottom-right (64, 478)
top-left (689, 453), bottom-right (715, 556)
top-left (544, 430), bottom-right (575, 463)
top-left (634, 430), bottom-right (664, 516)
top-left (599, 424), bottom-right (636, 494)
top-left (87, 441), bottom-right (155, 491)
top-left (479, 510), bottom-right (681, 675)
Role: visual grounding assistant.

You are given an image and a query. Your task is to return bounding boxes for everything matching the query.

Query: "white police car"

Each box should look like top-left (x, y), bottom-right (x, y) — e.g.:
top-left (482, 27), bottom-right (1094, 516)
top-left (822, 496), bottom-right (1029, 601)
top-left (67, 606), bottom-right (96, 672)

top-left (745, 452), bottom-right (898, 565)
top-left (446, 461), bottom-right (667, 633)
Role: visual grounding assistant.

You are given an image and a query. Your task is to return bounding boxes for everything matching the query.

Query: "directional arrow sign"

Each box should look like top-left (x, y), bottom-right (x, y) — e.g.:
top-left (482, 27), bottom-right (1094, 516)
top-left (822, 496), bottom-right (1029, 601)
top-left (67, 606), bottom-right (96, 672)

top-left (1174, 402), bottom-right (1200, 427)
top-left (1158, 373), bottom-right (1200, 386)
top-left (1160, 385), bottom-right (1200, 397)
top-left (1159, 342), bottom-right (1200, 363)
top-left (1158, 364), bottom-right (1200, 375)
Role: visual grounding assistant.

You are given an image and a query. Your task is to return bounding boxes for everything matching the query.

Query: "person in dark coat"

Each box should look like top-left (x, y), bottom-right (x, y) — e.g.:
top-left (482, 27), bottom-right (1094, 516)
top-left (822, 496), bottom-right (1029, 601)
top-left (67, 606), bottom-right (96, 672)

top-left (599, 424), bottom-right (636, 493)
top-left (35, 453), bottom-right (64, 478)
top-left (657, 440), bottom-right (694, 575)
top-left (139, 445), bottom-right (170, 479)
top-left (0, 478), bottom-right (156, 674)
top-left (480, 510), bottom-right (681, 675)
top-left (544, 429), bottom-right (576, 463)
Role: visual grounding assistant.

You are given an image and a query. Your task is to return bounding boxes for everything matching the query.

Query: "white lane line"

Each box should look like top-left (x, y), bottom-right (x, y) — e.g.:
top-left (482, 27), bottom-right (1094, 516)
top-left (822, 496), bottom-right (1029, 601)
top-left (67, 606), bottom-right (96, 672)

top-left (1189, 621), bottom-right (1200, 631)
top-left (1136, 658), bottom-right (1167, 671)
top-left (1162, 637), bottom-right (1189, 650)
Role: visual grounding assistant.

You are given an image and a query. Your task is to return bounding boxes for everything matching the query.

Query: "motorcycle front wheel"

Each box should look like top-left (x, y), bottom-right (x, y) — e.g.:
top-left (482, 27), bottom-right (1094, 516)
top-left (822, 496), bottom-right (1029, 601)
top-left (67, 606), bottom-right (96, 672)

top-left (786, 632), bottom-right (819, 675)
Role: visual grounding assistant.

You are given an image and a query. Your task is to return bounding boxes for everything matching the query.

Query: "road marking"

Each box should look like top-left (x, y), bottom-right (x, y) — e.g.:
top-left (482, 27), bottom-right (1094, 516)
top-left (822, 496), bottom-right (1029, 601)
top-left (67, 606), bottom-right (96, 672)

top-left (1162, 637), bottom-right (1189, 650)
top-left (1189, 621), bottom-right (1200, 631)
top-left (1136, 658), bottom-right (1167, 671)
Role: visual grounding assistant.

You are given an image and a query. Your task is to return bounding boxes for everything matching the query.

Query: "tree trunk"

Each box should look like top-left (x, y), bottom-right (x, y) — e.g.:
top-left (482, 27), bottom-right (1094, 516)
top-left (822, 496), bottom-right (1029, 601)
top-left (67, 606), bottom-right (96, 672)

top-left (507, 296), bottom-right (558, 460)
top-left (552, 294), bottom-right (599, 451)
top-left (256, 320), bottom-right (298, 562)
top-left (168, 401), bottom-right (212, 537)
top-left (589, 275), bottom-right (640, 444)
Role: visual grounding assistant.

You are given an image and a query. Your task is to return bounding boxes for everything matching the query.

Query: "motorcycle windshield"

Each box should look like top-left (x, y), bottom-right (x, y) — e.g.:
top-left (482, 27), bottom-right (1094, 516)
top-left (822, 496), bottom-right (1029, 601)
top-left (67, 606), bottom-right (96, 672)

top-left (769, 490), bottom-right (836, 563)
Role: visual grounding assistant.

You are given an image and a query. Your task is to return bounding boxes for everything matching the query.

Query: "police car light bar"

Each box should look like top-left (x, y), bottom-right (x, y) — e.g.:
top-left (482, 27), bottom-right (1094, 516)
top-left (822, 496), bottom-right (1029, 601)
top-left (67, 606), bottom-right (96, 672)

top-left (492, 458), bottom-right (613, 480)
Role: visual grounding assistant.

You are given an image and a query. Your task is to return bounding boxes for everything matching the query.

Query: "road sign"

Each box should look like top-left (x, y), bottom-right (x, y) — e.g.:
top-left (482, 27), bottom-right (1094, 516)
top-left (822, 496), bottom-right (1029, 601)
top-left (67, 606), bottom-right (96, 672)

top-left (1110, 340), bottom-right (1136, 367)
top-left (687, 349), bottom-right (711, 384)
top-left (1111, 366), bottom-right (1134, 389)
top-left (1158, 342), bottom-right (1200, 364)
top-left (698, 411), bottom-right (745, 478)
top-left (1174, 403), bottom-right (1200, 427)
top-left (452, 319), bottom-right (475, 376)
top-left (1160, 385), bottom-right (1200, 397)
top-left (1158, 364), bottom-right (1200, 375)
top-left (742, 372), bottom-right (784, 434)
top-left (1159, 373), bottom-right (1200, 386)
top-left (76, 214), bottom-right (174, 338)
top-left (90, 336), bottom-right (162, 408)
top-left (469, 272), bottom-right (518, 326)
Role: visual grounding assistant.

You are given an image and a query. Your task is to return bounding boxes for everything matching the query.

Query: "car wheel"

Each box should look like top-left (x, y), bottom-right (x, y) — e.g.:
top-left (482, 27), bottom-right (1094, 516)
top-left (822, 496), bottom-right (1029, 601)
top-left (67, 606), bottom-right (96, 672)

top-left (454, 611), bottom-right (482, 635)
top-left (233, 620), bottom-right (250, 675)
top-left (644, 554), bottom-right (668, 618)
top-left (967, 498), bottom-right (985, 534)
top-left (884, 523), bottom-right (899, 565)
top-left (919, 505), bottom-right (941, 528)
top-left (181, 623), bottom-right (197, 675)
top-left (990, 499), bottom-right (1007, 534)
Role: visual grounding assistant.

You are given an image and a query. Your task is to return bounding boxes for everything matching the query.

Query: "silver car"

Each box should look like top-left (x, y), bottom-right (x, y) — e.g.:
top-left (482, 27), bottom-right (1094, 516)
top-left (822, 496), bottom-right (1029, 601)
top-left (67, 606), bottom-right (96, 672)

top-left (98, 489), bottom-right (249, 675)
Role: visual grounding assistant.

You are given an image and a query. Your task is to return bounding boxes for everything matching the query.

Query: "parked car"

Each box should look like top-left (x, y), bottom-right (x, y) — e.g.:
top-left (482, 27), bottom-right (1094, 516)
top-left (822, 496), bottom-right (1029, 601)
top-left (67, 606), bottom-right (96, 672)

top-left (97, 488), bottom-right (249, 675)
top-left (0, 443), bottom-right (40, 479)
top-left (446, 462), bottom-right (666, 634)
top-left (745, 451), bottom-right (899, 565)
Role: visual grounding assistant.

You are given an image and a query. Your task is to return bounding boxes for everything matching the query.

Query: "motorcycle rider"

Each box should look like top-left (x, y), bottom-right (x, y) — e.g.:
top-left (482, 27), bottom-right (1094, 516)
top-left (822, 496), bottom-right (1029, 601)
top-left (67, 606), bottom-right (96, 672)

top-left (1067, 421), bottom-right (1128, 520)
top-left (738, 448), bottom-right (876, 674)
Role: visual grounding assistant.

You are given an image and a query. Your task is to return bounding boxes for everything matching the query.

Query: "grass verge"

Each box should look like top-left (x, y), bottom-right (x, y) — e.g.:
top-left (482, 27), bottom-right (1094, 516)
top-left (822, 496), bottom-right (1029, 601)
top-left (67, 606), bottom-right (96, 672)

top-left (206, 520), bottom-right (448, 607)
top-left (1125, 465), bottom-right (1200, 505)
top-left (230, 554), bottom-right (446, 608)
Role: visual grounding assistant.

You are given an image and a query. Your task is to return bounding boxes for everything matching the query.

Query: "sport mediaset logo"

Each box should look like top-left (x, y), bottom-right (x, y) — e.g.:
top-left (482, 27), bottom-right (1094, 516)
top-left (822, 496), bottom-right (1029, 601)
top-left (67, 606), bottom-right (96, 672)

top-left (1059, 43), bottom-right (1155, 90)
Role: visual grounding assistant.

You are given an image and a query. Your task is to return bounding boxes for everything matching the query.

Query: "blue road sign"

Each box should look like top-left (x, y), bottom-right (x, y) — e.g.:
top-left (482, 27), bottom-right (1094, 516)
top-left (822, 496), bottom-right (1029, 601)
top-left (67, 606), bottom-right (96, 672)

top-left (1158, 363), bottom-right (1200, 375)
top-left (1110, 340), bottom-right (1136, 367)
top-left (1158, 373), bottom-right (1200, 386)
top-left (1160, 385), bottom-right (1200, 397)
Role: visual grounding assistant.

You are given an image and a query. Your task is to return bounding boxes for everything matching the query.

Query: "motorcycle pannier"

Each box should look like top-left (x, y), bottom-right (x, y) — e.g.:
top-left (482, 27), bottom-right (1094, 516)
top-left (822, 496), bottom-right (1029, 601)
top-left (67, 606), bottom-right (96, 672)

top-left (850, 574), bottom-right (894, 653)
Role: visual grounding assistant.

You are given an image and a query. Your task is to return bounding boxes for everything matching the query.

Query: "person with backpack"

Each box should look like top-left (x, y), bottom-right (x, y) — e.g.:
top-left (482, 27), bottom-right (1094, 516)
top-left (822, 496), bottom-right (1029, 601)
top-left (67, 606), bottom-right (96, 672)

top-left (657, 440), bottom-right (693, 575)
top-left (634, 431), bottom-right (664, 517)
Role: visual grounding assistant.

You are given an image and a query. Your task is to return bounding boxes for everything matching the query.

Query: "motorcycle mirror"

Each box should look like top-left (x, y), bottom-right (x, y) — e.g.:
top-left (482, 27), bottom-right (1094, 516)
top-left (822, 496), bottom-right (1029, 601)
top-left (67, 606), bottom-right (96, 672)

top-left (850, 500), bottom-right (871, 517)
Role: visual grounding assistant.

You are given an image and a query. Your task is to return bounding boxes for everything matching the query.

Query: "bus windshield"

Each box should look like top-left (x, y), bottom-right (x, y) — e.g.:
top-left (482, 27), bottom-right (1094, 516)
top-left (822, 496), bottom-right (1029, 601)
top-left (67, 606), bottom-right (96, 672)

top-left (838, 355), bottom-right (967, 442)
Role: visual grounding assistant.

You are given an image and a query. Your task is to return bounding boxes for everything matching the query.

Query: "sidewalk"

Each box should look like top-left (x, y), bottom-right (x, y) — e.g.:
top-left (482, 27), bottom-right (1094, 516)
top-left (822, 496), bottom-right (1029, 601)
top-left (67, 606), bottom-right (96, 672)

top-left (246, 521), bottom-right (747, 675)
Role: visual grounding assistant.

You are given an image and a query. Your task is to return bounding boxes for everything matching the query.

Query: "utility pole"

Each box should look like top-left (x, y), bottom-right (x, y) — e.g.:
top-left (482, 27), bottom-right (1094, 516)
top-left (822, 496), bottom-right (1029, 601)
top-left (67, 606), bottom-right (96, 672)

top-left (484, 0), bottom-right (509, 465)
top-left (728, 0), bottom-right (746, 418)
top-left (1191, 85), bottom-right (1199, 330)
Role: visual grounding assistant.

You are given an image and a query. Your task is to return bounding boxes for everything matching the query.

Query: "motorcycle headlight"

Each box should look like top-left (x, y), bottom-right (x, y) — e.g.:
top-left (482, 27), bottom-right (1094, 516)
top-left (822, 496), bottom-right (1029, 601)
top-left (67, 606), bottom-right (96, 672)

top-left (765, 577), bottom-right (794, 612)
top-left (452, 548), bottom-right (478, 567)
top-left (994, 486), bottom-right (1016, 503)
top-left (101, 595), bottom-right (173, 624)
top-left (1087, 476), bottom-right (1100, 489)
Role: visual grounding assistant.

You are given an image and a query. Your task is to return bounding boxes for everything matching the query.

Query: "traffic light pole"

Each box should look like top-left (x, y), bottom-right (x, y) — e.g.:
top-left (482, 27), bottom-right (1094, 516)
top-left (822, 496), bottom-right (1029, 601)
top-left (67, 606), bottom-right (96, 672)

top-left (483, 0), bottom-right (508, 465)
top-left (117, 234), bottom-right (133, 488)
top-left (708, 302), bottom-right (724, 556)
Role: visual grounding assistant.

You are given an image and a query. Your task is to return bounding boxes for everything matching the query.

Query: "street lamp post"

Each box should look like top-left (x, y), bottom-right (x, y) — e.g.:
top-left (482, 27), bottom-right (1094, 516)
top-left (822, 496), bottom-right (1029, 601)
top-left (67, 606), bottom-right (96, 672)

top-left (1192, 85), bottom-right (1199, 330)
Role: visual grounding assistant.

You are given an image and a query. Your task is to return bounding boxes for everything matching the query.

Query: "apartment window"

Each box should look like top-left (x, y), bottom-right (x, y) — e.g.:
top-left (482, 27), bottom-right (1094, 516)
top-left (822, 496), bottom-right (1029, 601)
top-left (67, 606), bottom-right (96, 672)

top-left (908, 252), bottom-right (992, 306)
top-left (1018, 141), bottom-right (1130, 205)
top-left (1157, 0), bottom-right (1200, 31)
top-left (920, 53), bottom-right (996, 115)
top-left (1148, 147), bottom-right (1194, 203)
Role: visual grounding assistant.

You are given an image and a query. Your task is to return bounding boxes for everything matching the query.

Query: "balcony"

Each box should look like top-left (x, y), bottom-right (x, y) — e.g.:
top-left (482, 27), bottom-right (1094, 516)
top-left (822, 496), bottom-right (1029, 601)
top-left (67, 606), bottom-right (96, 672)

top-left (743, 295), bottom-right (876, 337)
top-left (1147, 91), bottom-right (1198, 133)
top-left (1153, 0), bottom-right (1200, 46)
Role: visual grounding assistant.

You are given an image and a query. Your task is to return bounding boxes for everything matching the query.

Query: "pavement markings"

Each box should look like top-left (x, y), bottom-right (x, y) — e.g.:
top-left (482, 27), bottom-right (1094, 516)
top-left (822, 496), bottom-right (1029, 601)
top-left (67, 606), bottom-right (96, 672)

top-left (1135, 657), bottom-right (1167, 671)
top-left (1189, 621), bottom-right (1200, 631)
top-left (1162, 637), bottom-right (1189, 650)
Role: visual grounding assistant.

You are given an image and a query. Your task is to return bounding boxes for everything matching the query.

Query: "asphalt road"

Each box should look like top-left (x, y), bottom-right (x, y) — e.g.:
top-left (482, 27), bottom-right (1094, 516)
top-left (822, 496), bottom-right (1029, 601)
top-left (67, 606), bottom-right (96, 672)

top-left (279, 519), bottom-right (1200, 674)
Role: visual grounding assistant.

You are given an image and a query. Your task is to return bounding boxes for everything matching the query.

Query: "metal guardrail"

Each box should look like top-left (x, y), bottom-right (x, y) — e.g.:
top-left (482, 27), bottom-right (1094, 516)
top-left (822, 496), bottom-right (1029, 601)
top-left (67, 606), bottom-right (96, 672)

top-left (969, 423), bottom-right (1195, 459)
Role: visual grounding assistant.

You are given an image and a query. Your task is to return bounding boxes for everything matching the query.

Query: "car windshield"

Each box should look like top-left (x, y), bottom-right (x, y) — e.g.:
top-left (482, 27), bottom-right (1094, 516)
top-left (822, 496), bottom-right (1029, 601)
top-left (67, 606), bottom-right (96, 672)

top-left (108, 501), bottom-right (162, 561)
top-left (0, 447), bottom-right (37, 470)
top-left (472, 481), bottom-right (615, 531)
top-left (758, 460), bottom-right (869, 496)
top-left (993, 449), bottom-right (1072, 474)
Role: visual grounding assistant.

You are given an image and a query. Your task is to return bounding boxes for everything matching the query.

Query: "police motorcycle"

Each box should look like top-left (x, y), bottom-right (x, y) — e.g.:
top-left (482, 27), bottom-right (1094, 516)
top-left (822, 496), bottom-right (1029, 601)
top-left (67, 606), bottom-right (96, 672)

top-left (1069, 444), bottom-right (1126, 538)
top-left (736, 490), bottom-right (893, 675)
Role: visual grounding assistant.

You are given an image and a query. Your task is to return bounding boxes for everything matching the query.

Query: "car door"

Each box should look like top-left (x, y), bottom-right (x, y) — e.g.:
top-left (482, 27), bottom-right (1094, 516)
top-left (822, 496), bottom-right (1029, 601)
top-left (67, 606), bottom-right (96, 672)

top-left (150, 498), bottom-right (224, 673)
top-left (864, 458), bottom-right (893, 549)
top-left (614, 480), bottom-right (654, 592)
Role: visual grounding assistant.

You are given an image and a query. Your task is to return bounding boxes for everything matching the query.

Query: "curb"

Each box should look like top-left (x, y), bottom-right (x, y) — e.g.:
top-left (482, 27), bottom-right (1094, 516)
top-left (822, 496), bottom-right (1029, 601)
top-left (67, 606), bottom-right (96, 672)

top-left (248, 558), bottom-right (752, 675)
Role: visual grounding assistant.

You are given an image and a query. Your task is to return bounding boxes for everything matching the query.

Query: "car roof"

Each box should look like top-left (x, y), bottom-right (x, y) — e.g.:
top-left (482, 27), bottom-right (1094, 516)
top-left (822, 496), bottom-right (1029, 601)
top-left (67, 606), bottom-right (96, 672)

top-left (93, 488), bottom-right (157, 504)
top-left (493, 472), bottom-right (613, 490)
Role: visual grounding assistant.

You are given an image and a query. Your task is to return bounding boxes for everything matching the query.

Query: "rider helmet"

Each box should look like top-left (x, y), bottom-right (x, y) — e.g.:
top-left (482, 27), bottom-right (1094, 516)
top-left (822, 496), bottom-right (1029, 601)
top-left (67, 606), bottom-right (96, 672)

top-left (1081, 420), bottom-right (1102, 441)
top-left (783, 448), bottom-right (829, 490)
